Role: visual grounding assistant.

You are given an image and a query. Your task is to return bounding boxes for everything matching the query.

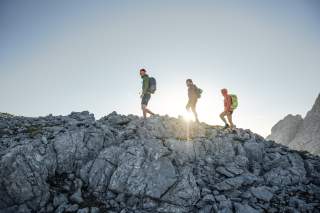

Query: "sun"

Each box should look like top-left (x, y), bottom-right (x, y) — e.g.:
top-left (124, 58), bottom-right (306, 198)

top-left (183, 111), bottom-right (194, 122)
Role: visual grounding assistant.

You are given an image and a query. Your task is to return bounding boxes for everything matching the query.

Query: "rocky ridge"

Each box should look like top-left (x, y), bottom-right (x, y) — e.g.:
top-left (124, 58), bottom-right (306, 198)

top-left (268, 94), bottom-right (320, 155)
top-left (0, 111), bottom-right (320, 213)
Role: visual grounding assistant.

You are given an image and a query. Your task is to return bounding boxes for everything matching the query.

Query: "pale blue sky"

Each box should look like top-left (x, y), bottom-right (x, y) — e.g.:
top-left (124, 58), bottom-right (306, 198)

top-left (1, 0), bottom-right (319, 136)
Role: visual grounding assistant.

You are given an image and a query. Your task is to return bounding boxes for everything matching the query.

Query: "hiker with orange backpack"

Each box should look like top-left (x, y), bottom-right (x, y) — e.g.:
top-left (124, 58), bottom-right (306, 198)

top-left (220, 88), bottom-right (238, 129)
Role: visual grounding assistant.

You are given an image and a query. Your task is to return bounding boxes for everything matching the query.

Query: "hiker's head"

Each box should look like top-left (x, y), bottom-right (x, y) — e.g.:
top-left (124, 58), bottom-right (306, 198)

top-left (140, 68), bottom-right (146, 77)
top-left (221, 88), bottom-right (228, 96)
top-left (186, 79), bottom-right (193, 87)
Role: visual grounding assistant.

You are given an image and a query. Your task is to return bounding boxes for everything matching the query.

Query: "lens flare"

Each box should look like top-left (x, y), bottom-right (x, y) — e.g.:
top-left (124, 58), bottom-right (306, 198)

top-left (183, 111), bottom-right (194, 122)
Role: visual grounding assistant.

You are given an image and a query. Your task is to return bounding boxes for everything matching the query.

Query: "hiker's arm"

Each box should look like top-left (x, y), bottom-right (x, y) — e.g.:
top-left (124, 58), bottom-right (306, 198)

top-left (142, 77), bottom-right (149, 95)
top-left (226, 96), bottom-right (232, 111)
top-left (186, 100), bottom-right (191, 111)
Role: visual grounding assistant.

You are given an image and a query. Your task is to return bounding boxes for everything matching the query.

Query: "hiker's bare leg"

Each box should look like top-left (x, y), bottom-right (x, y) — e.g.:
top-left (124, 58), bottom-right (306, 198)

top-left (220, 112), bottom-right (228, 125)
top-left (227, 112), bottom-right (234, 128)
top-left (145, 108), bottom-right (155, 116)
top-left (192, 107), bottom-right (199, 122)
top-left (141, 105), bottom-right (147, 118)
top-left (142, 104), bottom-right (154, 118)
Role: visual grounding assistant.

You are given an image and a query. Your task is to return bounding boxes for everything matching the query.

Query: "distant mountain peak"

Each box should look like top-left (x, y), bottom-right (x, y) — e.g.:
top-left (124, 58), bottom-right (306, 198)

top-left (268, 93), bottom-right (320, 155)
top-left (310, 93), bottom-right (320, 113)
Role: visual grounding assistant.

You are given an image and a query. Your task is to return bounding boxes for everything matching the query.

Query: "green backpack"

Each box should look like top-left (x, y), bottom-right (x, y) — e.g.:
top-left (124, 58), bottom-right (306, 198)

top-left (230, 94), bottom-right (238, 110)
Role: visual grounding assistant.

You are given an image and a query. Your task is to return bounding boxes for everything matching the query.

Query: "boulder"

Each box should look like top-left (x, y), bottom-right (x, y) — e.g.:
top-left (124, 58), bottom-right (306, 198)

top-left (70, 189), bottom-right (84, 204)
top-left (234, 203), bottom-right (260, 213)
top-left (250, 186), bottom-right (274, 202)
top-left (162, 167), bottom-right (200, 206)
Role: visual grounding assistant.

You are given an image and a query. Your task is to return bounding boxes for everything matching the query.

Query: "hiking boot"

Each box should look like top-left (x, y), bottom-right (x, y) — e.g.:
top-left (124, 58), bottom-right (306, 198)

top-left (223, 124), bottom-right (230, 129)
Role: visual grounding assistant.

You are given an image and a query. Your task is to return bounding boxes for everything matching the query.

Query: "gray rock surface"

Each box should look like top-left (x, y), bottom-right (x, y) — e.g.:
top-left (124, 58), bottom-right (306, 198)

top-left (250, 186), bottom-right (273, 202)
top-left (0, 111), bottom-right (319, 212)
top-left (69, 189), bottom-right (84, 204)
top-left (234, 203), bottom-right (260, 213)
top-left (268, 114), bottom-right (303, 145)
top-left (65, 204), bottom-right (79, 212)
top-left (268, 94), bottom-right (320, 155)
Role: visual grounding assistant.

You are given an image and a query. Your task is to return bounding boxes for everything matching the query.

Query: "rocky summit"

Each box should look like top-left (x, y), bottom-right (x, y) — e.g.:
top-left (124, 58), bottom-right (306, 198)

top-left (0, 111), bottom-right (320, 213)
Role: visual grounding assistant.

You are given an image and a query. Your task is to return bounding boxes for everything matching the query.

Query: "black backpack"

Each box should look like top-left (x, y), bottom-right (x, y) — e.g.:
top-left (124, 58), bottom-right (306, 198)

top-left (148, 77), bottom-right (157, 94)
top-left (195, 86), bottom-right (203, 98)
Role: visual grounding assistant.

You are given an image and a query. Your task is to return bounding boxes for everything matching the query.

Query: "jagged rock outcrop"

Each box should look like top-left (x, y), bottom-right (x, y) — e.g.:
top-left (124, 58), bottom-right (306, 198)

top-left (0, 111), bottom-right (320, 213)
top-left (268, 94), bottom-right (320, 155)
top-left (268, 114), bottom-right (303, 146)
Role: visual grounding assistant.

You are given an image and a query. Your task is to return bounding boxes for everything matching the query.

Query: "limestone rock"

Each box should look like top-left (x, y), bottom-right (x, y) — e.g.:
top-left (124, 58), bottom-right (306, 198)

top-left (268, 94), bottom-right (320, 155)
top-left (0, 111), bottom-right (319, 212)
top-left (267, 114), bottom-right (303, 145)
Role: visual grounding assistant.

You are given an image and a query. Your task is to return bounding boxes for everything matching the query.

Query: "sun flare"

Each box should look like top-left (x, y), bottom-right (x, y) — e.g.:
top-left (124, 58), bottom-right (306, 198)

top-left (183, 111), bottom-right (194, 122)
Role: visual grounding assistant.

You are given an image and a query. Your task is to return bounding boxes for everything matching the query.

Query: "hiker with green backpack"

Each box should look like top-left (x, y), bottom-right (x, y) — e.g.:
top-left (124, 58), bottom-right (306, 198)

top-left (186, 79), bottom-right (202, 123)
top-left (140, 68), bottom-right (156, 118)
top-left (220, 88), bottom-right (238, 129)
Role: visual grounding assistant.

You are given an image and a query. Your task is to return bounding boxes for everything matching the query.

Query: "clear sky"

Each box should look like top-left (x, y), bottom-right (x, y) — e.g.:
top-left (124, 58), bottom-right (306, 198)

top-left (1, 0), bottom-right (319, 137)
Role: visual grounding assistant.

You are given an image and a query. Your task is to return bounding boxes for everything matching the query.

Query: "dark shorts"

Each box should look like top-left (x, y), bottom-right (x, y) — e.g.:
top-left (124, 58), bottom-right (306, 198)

top-left (141, 94), bottom-right (151, 106)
